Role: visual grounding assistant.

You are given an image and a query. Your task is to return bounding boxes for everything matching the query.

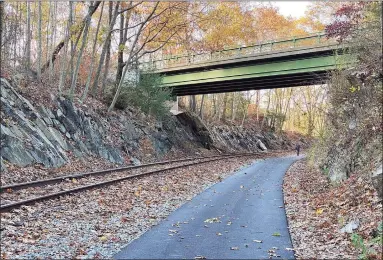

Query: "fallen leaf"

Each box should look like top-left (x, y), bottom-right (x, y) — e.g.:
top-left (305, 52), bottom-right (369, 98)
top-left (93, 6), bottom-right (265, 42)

top-left (316, 208), bottom-right (324, 215)
top-left (194, 256), bottom-right (206, 260)
top-left (272, 232), bottom-right (281, 237)
top-left (204, 217), bottom-right (221, 223)
top-left (216, 232), bottom-right (222, 236)
top-left (230, 247), bottom-right (239, 250)
top-left (99, 236), bottom-right (107, 242)
top-left (253, 240), bottom-right (263, 243)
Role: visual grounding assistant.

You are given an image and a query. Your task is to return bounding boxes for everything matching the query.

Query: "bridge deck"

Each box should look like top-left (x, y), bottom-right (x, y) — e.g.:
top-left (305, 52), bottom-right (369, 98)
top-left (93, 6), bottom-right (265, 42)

top-left (139, 34), bottom-right (351, 96)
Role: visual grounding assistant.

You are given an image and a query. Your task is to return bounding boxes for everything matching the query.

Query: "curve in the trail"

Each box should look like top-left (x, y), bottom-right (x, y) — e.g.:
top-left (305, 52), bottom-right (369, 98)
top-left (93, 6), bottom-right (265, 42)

top-left (114, 155), bottom-right (302, 259)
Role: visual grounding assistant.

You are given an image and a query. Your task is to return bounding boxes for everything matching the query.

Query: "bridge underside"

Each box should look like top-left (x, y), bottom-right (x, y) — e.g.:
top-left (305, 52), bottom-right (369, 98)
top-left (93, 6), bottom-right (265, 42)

top-left (170, 71), bottom-right (329, 96)
top-left (150, 45), bottom-right (350, 96)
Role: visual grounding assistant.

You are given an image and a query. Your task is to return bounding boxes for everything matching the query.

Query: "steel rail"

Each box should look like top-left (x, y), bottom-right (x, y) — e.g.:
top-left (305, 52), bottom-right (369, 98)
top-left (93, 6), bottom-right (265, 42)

top-left (0, 153), bottom-right (259, 212)
top-left (0, 153), bottom-right (254, 192)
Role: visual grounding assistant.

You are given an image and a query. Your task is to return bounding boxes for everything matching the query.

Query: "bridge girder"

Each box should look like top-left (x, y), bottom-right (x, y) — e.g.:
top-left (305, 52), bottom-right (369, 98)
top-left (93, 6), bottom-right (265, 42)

top-left (144, 45), bottom-right (352, 96)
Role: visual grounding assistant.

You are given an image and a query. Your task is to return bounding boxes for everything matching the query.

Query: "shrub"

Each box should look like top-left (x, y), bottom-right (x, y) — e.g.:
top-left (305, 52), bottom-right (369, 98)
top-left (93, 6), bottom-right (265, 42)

top-left (106, 70), bottom-right (172, 120)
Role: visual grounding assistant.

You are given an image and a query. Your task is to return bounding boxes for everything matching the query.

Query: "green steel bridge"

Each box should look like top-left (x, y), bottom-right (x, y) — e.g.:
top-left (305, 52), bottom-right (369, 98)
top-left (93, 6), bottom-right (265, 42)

top-left (140, 33), bottom-right (351, 96)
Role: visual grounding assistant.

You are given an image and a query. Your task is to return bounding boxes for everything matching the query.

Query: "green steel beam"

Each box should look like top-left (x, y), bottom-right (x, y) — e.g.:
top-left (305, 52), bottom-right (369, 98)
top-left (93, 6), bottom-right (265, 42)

top-left (161, 54), bottom-right (351, 87)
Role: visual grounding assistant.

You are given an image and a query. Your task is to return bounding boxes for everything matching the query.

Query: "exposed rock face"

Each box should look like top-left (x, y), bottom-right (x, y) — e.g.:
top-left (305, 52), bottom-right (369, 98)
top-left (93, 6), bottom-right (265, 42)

top-left (372, 164), bottom-right (382, 198)
top-left (256, 140), bottom-right (267, 151)
top-left (0, 77), bottom-right (296, 171)
top-left (209, 125), bottom-right (291, 152)
top-left (1, 78), bottom-right (125, 168)
top-left (0, 157), bottom-right (7, 172)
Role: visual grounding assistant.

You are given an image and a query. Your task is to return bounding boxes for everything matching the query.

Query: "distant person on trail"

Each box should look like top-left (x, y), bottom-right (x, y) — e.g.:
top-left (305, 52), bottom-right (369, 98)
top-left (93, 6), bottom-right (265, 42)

top-left (295, 144), bottom-right (301, 156)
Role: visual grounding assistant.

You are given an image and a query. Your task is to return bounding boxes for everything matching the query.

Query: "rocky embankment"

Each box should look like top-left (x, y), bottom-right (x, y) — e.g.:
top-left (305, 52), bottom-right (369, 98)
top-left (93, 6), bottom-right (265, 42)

top-left (0, 77), bottom-right (302, 173)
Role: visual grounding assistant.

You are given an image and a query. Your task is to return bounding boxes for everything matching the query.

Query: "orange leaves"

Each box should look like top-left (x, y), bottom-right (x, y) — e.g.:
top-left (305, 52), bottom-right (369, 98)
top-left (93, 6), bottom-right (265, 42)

top-left (134, 186), bottom-right (142, 197)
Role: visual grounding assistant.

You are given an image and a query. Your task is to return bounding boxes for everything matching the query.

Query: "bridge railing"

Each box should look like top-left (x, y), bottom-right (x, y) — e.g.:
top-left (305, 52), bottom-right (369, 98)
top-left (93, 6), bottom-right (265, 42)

top-left (139, 32), bottom-right (335, 70)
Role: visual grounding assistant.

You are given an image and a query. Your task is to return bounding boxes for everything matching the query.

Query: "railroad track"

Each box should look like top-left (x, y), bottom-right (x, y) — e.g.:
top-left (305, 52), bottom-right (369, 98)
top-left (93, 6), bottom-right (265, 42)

top-left (0, 153), bottom-right (260, 212)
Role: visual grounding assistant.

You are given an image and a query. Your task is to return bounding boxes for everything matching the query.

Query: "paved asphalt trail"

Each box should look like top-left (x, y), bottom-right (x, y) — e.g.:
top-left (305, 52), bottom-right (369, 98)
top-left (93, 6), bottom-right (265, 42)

top-left (114, 155), bottom-right (302, 259)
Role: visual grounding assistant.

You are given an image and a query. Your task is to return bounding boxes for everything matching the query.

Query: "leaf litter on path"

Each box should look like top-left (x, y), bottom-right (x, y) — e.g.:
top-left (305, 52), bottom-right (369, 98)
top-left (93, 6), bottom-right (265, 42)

top-left (1, 156), bottom-right (268, 259)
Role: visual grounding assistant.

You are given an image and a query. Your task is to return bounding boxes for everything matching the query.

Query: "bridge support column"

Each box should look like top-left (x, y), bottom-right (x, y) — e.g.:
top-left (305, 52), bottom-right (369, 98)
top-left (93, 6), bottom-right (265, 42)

top-left (168, 96), bottom-right (180, 115)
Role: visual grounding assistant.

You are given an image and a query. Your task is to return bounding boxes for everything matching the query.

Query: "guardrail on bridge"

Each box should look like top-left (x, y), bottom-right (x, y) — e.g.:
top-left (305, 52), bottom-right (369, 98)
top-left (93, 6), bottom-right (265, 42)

top-left (139, 32), bottom-right (335, 70)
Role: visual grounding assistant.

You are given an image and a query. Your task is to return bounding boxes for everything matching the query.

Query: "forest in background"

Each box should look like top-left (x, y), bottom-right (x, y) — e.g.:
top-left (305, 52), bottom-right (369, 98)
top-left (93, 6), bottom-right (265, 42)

top-left (0, 1), bottom-right (342, 136)
top-left (0, 1), bottom-right (381, 137)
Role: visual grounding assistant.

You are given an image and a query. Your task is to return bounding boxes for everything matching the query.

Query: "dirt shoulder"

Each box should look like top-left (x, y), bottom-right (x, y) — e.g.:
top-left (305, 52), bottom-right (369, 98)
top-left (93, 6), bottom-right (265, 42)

top-left (283, 159), bottom-right (382, 259)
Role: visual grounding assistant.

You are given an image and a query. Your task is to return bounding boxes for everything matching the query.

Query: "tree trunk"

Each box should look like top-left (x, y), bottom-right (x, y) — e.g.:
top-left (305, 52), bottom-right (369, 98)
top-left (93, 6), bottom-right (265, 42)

top-left (26, 1), bottom-right (31, 70)
top-left (41, 1), bottom-right (101, 74)
top-left (100, 38), bottom-right (111, 95)
top-left (58, 2), bottom-right (72, 93)
top-left (189, 95), bottom-right (197, 112)
top-left (37, 0), bottom-right (42, 81)
top-left (92, 2), bottom-right (120, 96)
top-left (108, 2), bottom-right (159, 112)
top-left (256, 90), bottom-right (260, 122)
top-left (82, 2), bottom-right (104, 102)
top-left (70, 4), bottom-right (93, 101)
top-left (199, 94), bottom-right (205, 118)
top-left (261, 89), bottom-right (271, 129)
top-left (115, 2), bottom-right (133, 83)
top-left (222, 93), bottom-right (229, 121)
top-left (46, 1), bottom-right (51, 63)
top-left (100, 2), bottom-right (114, 95)
top-left (48, 2), bottom-right (57, 81)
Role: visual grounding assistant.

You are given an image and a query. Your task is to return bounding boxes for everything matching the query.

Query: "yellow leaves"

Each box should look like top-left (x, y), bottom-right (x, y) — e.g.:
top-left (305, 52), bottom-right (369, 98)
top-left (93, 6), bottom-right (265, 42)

top-left (349, 85), bottom-right (360, 93)
top-left (134, 186), bottom-right (143, 197)
top-left (72, 178), bottom-right (78, 184)
top-left (316, 208), bottom-right (324, 215)
top-left (291, 187), bottom-right (298, 193)
top-left (118, 44), bottom-right (125, 52)
top-left (99, 236), bottom-right (108, 242)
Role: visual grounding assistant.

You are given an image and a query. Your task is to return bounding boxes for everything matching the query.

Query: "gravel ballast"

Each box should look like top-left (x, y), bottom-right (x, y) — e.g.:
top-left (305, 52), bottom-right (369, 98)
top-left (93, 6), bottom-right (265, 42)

top-left (1, 156), bottom-right (267, 259)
